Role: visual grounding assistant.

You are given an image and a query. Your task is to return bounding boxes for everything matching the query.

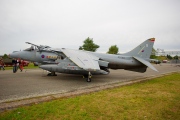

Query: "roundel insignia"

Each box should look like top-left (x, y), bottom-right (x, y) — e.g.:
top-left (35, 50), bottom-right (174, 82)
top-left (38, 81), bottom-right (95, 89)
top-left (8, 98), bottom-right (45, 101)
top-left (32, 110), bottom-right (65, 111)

top-left (41, 54), bottom-right (45, 58)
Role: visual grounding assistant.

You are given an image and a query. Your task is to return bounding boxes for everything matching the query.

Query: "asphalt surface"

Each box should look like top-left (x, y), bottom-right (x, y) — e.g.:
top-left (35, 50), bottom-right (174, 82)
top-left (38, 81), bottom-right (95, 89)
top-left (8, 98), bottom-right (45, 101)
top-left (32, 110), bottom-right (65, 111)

top-left (0, 63), bottom-right (180, 104)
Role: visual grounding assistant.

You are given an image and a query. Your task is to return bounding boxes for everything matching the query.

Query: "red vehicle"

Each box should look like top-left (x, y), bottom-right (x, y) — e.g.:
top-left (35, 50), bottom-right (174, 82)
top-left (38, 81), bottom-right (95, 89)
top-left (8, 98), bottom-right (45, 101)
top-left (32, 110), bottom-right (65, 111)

top-left (2, 58), bottom-right (29, 67)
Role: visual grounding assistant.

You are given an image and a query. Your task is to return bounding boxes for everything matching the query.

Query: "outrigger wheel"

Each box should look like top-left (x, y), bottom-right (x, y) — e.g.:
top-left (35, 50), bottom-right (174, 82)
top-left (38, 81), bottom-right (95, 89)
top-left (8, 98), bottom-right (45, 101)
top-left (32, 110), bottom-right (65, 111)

top-left (87, 77), bottom-right (91, 82)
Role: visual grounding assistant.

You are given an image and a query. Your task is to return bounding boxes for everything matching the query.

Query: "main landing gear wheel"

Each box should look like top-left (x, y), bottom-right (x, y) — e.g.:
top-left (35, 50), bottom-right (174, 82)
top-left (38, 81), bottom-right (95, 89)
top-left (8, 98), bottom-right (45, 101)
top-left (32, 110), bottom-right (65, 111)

top-left (86, 78), bottom-right (91, 82)
top-left (83, 72), bottom-right (92, 82)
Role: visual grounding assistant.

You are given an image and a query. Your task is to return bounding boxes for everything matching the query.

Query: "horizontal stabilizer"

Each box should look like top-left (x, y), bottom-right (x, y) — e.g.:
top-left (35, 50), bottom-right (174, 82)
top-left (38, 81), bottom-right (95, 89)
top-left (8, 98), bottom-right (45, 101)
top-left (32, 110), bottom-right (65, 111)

top-left (133, 56), bottom-right (158, 72)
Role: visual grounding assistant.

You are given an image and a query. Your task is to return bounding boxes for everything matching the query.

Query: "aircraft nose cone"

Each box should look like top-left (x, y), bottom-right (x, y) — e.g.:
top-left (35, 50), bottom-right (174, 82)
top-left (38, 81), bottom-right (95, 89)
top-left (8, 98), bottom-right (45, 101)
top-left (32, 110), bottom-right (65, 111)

top-left (9, 52), bottom-right (19, 58)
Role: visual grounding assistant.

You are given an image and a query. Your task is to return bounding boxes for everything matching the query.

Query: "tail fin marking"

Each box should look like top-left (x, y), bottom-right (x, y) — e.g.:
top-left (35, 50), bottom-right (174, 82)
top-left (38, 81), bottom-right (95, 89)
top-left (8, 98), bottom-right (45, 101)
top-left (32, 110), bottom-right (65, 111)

top-left (123, 38), bottom-right (155, 59)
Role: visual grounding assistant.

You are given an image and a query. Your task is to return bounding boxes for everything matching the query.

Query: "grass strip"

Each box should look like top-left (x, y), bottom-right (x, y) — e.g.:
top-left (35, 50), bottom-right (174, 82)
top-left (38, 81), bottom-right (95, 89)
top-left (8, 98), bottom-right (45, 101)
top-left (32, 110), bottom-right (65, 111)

top-left (0, 73), bottom-right (180, 120)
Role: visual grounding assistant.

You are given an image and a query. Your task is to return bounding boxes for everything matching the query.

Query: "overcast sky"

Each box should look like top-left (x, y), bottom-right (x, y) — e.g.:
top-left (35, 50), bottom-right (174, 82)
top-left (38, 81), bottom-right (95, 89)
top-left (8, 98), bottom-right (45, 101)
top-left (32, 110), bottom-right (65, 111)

top-left (0, 0), bottom-right (180, 55)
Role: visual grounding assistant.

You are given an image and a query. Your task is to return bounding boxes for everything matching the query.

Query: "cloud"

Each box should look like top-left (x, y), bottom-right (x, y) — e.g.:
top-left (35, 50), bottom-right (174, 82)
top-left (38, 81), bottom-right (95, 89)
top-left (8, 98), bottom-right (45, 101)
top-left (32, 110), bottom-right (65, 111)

top-left (0, 0), bottom-right (180, 55)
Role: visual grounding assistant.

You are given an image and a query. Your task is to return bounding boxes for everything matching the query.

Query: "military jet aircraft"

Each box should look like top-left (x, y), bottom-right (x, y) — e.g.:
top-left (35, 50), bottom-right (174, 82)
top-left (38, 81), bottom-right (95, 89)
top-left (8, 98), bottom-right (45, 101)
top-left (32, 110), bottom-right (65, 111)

top-left (9, 38), bottom-right (158, 82)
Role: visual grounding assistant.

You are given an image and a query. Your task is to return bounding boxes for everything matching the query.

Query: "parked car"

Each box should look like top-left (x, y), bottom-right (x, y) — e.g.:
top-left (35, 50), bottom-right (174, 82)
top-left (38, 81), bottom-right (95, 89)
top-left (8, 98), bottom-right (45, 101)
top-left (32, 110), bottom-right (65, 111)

top-left (162, 60), bottom-right (169, 63)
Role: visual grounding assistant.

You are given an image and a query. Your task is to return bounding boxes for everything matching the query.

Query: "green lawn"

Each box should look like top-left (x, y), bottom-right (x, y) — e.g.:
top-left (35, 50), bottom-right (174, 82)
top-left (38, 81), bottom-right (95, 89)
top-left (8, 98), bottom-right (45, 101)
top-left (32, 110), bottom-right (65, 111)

top-left (0, 73), bottom-right (180, 120)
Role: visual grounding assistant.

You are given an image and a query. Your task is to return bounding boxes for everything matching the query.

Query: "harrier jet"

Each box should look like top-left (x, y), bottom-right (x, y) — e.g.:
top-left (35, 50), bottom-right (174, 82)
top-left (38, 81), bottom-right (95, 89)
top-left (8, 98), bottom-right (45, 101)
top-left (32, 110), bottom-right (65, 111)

top-left (9, 38), bottom-right (157, 82)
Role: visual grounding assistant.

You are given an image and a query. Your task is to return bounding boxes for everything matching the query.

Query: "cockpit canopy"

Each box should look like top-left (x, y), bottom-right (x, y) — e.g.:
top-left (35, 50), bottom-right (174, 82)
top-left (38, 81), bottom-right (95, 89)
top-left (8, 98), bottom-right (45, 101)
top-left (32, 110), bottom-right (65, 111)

top-left (23, 45), bottom-right (52, 51)
top-left (24, 46), bottom-right (35, 51)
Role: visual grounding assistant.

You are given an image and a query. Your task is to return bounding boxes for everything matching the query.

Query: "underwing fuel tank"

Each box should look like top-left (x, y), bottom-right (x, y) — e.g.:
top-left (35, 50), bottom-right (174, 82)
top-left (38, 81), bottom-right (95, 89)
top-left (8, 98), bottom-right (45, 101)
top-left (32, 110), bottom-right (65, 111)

top-left (39, 64), bottom-right (109, 75)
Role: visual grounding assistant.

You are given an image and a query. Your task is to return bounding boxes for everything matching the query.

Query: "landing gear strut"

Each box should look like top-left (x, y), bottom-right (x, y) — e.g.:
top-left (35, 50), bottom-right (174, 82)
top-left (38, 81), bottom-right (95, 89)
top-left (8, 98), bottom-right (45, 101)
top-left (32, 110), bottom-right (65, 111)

top-left (83, 72), bottom-right (92, 82)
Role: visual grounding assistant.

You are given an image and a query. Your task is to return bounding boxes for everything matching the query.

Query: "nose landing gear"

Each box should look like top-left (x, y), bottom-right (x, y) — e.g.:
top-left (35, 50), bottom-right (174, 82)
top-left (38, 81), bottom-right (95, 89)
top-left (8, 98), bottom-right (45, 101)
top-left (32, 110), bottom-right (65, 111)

top-left (47, 71), bottom-right (57, 76)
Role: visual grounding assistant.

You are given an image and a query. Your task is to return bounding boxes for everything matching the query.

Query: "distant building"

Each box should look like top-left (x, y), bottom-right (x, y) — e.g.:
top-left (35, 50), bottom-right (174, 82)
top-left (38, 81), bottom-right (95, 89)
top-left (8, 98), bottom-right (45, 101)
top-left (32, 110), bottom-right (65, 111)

top-left (155, 49), bottom-right (180, 57)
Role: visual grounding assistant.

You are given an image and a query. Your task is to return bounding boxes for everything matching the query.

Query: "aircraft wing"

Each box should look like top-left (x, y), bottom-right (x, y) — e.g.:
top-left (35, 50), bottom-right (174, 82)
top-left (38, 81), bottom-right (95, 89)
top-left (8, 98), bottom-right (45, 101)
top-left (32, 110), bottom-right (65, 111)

top-left (61, 48), bottom-right (100, 71)
top-left (133, 56), bottom-right (158, 72)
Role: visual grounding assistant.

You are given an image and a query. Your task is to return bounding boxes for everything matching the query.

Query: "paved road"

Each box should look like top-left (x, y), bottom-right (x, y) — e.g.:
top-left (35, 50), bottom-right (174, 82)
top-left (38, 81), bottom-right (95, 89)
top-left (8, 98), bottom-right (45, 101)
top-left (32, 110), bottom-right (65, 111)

top-left (0, 63), bottom-right (179, 103)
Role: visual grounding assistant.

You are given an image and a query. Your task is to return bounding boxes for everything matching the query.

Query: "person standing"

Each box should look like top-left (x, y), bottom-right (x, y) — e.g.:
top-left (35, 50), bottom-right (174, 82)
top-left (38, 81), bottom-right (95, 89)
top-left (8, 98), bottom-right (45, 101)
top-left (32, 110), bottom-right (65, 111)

top-left (2, 60), bottom-right (5, 70)
top-left (16, 59), bottom-right (19, 71)
top-left (0, 59), bottom-right (5, 70)
top-left (19, 59), bottom-right (24, 72)
top-left (12, 58), bottom-right (17, 73)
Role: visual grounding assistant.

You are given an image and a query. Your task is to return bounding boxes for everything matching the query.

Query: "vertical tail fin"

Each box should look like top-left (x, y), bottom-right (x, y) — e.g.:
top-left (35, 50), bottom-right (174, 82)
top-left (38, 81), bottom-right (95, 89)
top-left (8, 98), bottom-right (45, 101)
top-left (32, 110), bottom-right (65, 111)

top-left (123, 38), bottom-right (155, 58)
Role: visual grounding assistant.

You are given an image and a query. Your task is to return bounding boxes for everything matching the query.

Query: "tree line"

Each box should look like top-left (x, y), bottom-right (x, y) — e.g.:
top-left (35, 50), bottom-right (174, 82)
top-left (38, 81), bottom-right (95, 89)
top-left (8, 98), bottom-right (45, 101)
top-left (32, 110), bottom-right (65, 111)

top-left (79, 37), bottom-right (118, 54)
